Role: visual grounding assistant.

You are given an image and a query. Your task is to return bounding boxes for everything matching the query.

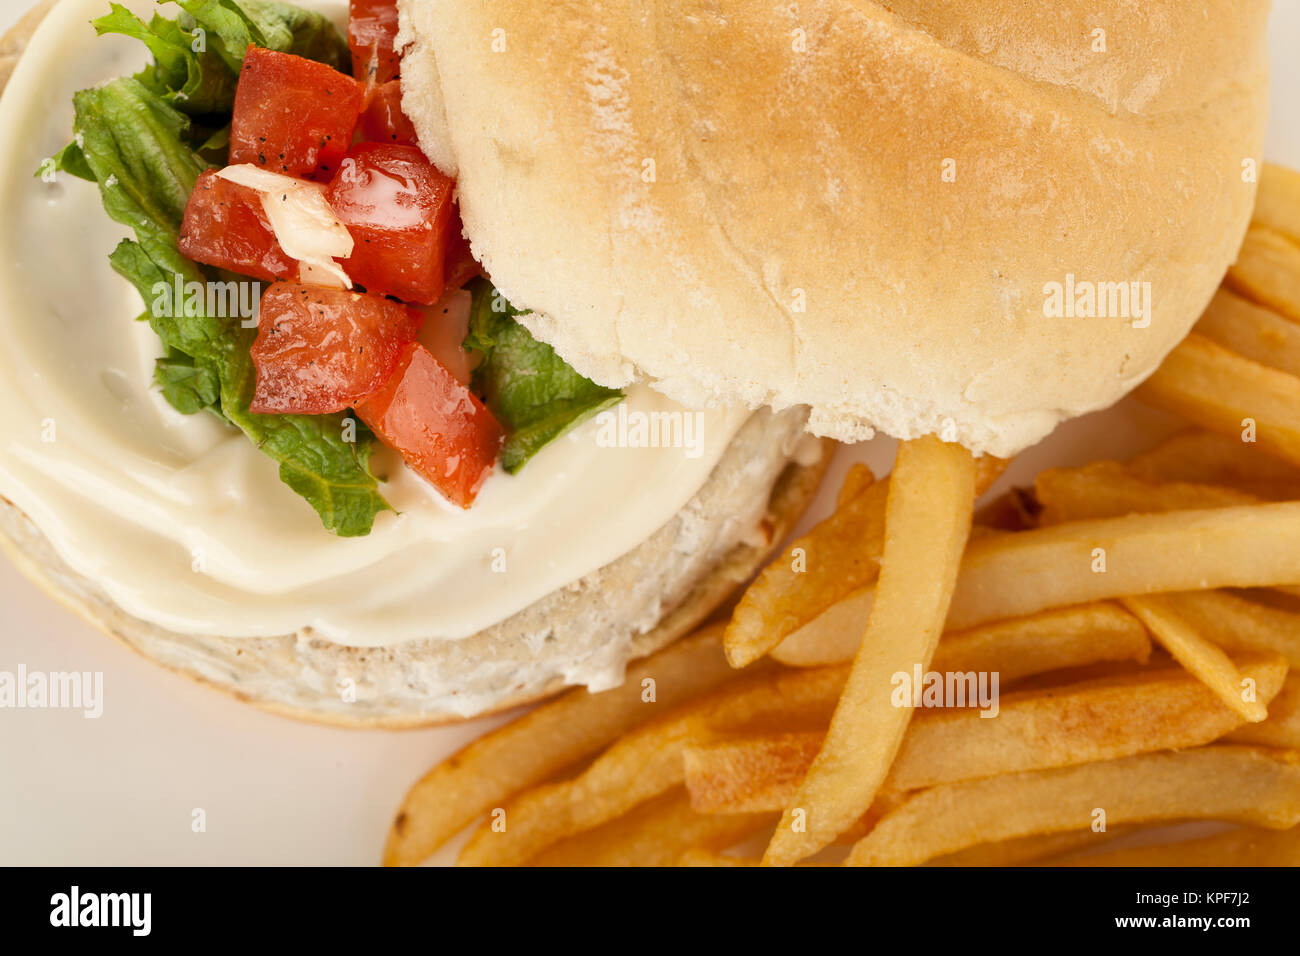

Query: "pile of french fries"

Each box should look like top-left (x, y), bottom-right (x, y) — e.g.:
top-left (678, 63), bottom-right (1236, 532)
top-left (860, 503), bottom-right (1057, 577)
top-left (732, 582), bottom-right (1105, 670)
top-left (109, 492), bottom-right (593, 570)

top-left (384, 163), bottom-right (1300, 867)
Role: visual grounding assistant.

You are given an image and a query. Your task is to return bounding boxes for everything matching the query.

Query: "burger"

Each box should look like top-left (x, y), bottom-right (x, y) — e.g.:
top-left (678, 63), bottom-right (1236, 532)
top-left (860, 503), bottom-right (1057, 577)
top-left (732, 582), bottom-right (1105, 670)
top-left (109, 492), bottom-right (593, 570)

top-left (0, 0), bottom-right (1268, 726)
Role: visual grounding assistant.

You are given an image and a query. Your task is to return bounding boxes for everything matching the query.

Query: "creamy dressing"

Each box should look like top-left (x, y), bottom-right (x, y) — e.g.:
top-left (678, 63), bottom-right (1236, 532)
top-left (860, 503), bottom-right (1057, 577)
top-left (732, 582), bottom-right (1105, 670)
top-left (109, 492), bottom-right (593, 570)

top-left (0, 0), bottom-right (749, 646)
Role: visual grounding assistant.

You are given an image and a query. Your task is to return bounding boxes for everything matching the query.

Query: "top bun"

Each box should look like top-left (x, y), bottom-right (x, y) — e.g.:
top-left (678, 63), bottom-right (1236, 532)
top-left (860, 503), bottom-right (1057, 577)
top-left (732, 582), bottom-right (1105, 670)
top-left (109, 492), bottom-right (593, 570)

top-left (399, 0), bottom-right (1270, 456)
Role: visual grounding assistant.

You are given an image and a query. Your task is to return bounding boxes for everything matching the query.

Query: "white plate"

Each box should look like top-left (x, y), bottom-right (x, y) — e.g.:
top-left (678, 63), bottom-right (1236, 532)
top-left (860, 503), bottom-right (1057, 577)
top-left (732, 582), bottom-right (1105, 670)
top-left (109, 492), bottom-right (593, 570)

top-left (0, 0), bottom-right (1295, 865)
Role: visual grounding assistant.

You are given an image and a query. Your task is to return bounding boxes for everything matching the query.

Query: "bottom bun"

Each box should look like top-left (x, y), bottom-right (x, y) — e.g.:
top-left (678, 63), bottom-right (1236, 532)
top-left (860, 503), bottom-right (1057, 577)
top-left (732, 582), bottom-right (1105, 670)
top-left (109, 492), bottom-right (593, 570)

top-left (0, 408), bottom-right (831, 727)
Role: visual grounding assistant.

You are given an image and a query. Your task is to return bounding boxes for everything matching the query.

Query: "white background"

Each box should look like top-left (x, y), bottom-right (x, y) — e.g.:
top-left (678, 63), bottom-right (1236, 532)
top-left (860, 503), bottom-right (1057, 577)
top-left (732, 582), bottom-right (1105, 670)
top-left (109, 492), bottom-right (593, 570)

top-left (0, 0), bottom-right (1296, 865)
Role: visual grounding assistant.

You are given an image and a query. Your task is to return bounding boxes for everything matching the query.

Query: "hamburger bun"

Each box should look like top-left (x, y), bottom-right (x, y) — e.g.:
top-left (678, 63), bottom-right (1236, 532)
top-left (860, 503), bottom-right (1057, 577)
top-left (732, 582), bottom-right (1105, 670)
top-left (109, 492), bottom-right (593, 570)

top-left (399, 0), bottom-right (1270, 457)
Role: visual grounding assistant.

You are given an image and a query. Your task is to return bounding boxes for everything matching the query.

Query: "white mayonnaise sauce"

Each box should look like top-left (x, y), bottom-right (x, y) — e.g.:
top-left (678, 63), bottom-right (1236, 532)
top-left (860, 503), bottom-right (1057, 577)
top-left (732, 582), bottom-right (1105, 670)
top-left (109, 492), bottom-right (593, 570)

top-left (0, 0), bottom-right (748, 645)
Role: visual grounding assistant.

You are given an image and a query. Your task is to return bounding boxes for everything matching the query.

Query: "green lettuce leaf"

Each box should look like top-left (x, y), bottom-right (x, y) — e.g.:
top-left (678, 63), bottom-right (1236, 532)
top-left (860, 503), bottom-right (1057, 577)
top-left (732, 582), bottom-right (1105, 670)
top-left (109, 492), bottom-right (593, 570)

top-left (155, 350), bottom-right (223, 416)
top-left (40, 140), bottom-right (96, 182)
top-left (93, 3), bottom-right (237, 115)
top-left (464, 279), bottom-right (623, 473)
top-left (175, 0), bottom-right (349, 73)
top-left (73, 78), bottom-right (389, 536)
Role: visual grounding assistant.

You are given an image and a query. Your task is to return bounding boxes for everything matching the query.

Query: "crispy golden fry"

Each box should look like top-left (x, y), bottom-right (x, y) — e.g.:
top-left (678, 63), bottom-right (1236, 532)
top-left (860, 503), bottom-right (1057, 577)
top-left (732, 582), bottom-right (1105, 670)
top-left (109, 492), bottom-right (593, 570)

top-left (847, 746), bottom-right (1300, 867)
top-left (724, 469), bottom-right (887, 668)
top-left (928, 828), bottom-right (1131, 867)
top-left (686, 732), bottom-right (823, 814)
top-left (1159, 590), bottom-right (1300, 667)
top-left (527, 789), bottom-right (773, 867)
top-left (934, 604), bottom-right (1150, 684)
top-left (835, 462), bottom-right (877, 507)
top-left (1050, 825), bottom-right (1300, 867)
top-left (764, 437), bottom-right (975, 866)
top-left (1227, 226), bottom-right (1300, 322)
top-left (686, 659), bottom-right (1286, 813)
top-left (679, 850), bottom-right (753, 866)
top-left (1197, 286), bottom-right (1300, 379)
top-left (1255, 162), bottom-right (1300, 246)
top-left (382, 625), bottom-right (739, 866)
top-left (1121, 595), bottom-right (1270, 722)
top-left (965, 460), bottom-right (1287, 722)
top-left (973, 455), bottom-right (1011, 496)
top-left (1136, 333), bottom-right (1300, 469)
top-left (774, 502), bottom-right (1300, 667)
top-left (1035, 464), bottom-right (1300, 604)
top-left (725, 458), bottom-right (1005, 669)
top-left (1128, 429), bottom-right (1300, 496)
top-left (1228, 674), bottom-right (1300, 748)
top-left (455, 666), bottom-right (846, 866)
top-left (777, 600), bottom-right (1149, 673)
top-left (895, 656), bottom-right (1285, 783)
top-left (1035, 461), bottom-right (1257, 526)
top-left (678, 850), bottom-right (834, 867)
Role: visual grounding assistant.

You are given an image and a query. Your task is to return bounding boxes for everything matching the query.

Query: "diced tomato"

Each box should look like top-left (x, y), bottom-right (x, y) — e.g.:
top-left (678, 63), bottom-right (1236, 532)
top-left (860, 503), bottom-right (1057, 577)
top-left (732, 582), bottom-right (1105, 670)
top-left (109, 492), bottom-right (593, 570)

top-left (443, 205), bottom-right (483, 290)
top-left (349, 0), bottom-right (401, 85)
top-left (250, 283), bottom-right (424, 415)
top-left (230, 47), bottom-right (365, 181)
top-left (359, 80), bottom-right (418, 145)
top-left (325, 143), bottom-right (455, 304)
top-left (355, 342), bottom-right (503, 507)
top-left (178, 170), bottom-right (297, 281)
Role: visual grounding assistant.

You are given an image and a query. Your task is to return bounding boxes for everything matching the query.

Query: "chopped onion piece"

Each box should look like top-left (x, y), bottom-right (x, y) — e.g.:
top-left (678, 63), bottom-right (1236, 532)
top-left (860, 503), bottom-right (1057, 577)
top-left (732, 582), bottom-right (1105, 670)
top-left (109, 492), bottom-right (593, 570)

top-left (216, 164), bottom-right (354, 288)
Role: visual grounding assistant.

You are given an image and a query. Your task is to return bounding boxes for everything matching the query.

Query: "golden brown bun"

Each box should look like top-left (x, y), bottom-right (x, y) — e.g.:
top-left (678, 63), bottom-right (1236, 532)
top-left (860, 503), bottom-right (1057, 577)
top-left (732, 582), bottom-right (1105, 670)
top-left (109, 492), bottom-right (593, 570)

top-left (399, 0), bottom-right (1270, 456)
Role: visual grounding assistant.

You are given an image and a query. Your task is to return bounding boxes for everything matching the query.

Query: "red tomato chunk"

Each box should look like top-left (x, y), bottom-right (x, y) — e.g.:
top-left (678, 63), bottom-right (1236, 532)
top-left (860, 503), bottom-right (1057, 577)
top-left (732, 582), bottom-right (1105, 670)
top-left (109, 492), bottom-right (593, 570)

top-left (179, 170), bottom-right (297, 281)
top-left (326, 143), bottom-right (454, 304)
top-left (359, 80), bottom-right (418, 145)
top-left (348, 0), bottom-right (402, 85)
top-left (251, 283), bottom-right (424, 415)
top-left (229, 47), bottom-right (365, 180)
top-left (355, 342), bottom-right (503, 508)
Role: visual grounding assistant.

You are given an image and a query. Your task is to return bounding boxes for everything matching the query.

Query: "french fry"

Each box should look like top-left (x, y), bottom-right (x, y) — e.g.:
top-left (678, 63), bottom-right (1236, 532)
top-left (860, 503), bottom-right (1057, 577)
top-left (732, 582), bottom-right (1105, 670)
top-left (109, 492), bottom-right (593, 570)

top-left (686, 732), bottom-right (823, 814)
top-left (724, 468), bottom-right (887, 668)
top-left (774, 502), bottom-right (1300, 667)
top-left (1128, 429), bottom-right (1300, 494)
top-left (725, 457), bottom-right (1005, 668)
top-left (1227, 674), bottom-right (1300, 748)
top-left (777, 600), bottom-right (1149, 673)
top-left (1136, 333), bottom-right (1300, 469)
top-left (685, 658), bottom-right (1287, 813)
top-left (1121, 595), bottom-right (1271, 722)
top-left (1035, 461), bottom-right (1256, 526)
top-left (1227, 226), bottom-right (1300, 322)
top-left (1050, 825), bottom-right (1300, 867)
top-left (764, 437), bottom-right (974, 866)
top-left (382, 625), bottom-right (740, 866)
top-left (678, 850), bottom-right (833, 867)
top-left (896, 656), bottom-right (1284, 781)
top-left (1035, 463), bottom-right (1300, 603)
top-left (1197, 286), bottom-right (1300, 379)
top-left (928, 828), bottom-right (1131, 867)
top-left (835, 462), bottom-right (877, 507)
top-left (847, 746), bottom-right (1300, 867)
top-left (973, 454), bottom-right (1011, 496)
top-left (527, 789), bottom-right (773, 867)
top-left (933, 603), bottom-right (1150, 684)
top-left (1157, 590), bottom-right (1300, 667)
top-left (1255, 162), bottom-right (1300, 246)
top-left (455, 665), bottom-right (847, 866)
